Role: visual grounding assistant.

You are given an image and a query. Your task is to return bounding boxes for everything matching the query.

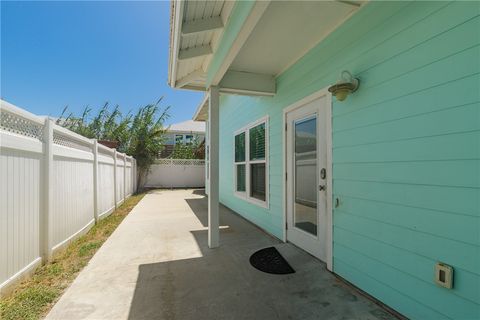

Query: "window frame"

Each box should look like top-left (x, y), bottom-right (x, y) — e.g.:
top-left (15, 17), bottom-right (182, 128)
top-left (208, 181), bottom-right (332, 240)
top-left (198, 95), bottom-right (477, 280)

top-left (174, 134), bottom-right (185, 145)
top-left (233, 116), bottom-right (269, 209)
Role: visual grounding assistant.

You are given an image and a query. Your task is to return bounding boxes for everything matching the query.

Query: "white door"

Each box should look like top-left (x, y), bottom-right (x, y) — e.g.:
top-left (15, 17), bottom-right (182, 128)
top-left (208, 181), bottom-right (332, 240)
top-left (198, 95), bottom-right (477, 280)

top-left (286, 96), bottom-right (328, 261)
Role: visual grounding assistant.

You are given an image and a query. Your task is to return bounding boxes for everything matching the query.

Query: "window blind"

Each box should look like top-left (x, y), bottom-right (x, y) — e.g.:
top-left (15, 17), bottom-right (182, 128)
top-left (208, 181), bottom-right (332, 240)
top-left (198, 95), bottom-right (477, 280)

top-left (235, 132), bottom-right (245, 162)
top-left (249, 123), bottom-right (265, 161)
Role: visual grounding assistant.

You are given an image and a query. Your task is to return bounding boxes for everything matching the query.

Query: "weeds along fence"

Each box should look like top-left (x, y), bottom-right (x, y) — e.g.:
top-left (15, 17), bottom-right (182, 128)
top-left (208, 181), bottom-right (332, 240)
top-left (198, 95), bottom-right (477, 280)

top-left (0, 100), bottom-right (137, 296)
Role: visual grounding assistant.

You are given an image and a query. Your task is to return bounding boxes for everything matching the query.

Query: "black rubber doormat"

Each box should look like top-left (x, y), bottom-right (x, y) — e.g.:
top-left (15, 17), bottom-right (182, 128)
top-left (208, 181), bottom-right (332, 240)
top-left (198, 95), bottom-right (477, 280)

top-left (249, 247), bottom-right (295, 274)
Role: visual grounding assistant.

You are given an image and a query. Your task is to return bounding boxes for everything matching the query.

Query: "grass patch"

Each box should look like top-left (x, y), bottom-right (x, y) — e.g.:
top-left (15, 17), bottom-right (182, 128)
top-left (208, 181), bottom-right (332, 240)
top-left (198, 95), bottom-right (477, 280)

top-left (0, 192), bottom-right (146, 320)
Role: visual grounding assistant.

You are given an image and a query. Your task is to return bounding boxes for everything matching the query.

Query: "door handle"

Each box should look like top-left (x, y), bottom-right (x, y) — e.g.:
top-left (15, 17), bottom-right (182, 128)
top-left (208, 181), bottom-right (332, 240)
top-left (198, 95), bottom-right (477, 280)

top-left (319, 185), bottom-right (326, 191)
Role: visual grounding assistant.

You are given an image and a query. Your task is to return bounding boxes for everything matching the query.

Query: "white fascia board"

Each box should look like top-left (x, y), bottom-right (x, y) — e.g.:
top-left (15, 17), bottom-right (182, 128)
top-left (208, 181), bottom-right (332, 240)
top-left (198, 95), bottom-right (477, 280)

top-left (168, 0), bottom-right (185, 88)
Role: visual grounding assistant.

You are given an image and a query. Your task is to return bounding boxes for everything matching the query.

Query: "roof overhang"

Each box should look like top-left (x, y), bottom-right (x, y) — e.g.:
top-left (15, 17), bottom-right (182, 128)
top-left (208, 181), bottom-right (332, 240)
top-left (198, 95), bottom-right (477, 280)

top-left (170, 0), bottom-right (366, 100)
top-left (193, 94), bottom-right (209, 121)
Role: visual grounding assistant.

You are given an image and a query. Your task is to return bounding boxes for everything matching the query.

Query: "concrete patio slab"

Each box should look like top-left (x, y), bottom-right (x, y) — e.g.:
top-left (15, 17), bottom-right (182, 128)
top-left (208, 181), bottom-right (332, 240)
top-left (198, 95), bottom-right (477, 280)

top-left (46, 189), bottom-right (397, 320)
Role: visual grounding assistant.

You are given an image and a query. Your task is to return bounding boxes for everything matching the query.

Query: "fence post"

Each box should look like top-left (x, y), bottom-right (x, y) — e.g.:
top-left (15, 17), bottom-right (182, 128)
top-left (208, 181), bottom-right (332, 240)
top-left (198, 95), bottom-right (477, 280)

top-left (93, 140), bottom-right (99, 222)
top-left (133, 158), bottom-right (136, 193)
top-left (123, 154), bottom-right (127, 200)
top-left (41, 118), bottom-right (53, 262)
top-left (113, 149), bottom-right (118, 209)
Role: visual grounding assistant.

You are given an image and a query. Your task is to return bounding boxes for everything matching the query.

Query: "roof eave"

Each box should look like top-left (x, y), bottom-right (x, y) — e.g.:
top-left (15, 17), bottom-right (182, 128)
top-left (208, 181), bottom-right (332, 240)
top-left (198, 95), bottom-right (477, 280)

top-left (192, 94), bottom-right (209, 122)
top-left (168, 0), bottom-right (184, 88)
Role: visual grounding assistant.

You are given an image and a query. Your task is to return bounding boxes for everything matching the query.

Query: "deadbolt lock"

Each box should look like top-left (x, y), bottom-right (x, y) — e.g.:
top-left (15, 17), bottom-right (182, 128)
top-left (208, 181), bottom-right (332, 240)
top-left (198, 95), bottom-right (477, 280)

top-left (320, 168), bottom-right (326, 179)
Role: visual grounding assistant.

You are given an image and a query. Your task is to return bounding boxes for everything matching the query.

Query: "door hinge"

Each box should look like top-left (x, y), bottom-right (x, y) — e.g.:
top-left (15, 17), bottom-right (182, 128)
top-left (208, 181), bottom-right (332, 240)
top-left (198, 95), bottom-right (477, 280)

top-left (286, 222), bottom-right (288, 230)
top-left (285, 122), bottom-right (287, 131)
top-left (285, 172), bottom-right (287, 181)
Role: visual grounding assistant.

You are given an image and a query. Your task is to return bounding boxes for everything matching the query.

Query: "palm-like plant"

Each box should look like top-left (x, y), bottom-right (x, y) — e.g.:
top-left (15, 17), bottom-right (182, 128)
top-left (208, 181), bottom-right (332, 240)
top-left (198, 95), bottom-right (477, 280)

top-left (57, 98), bottom-right (170, 190)
top-left (127, 99), bottom-right (170, 187)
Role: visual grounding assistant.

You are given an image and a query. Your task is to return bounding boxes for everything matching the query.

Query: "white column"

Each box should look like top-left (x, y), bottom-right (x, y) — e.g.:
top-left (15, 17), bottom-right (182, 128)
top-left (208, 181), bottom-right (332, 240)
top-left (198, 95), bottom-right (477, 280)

top-left (208, 86), bottom-right (220, 248)
top-left (93, 139), bottom-right (99, 222)
top-left (113, 149), bottom-right (118, 208)
top-left (41, 118), bottom-right (53, 261)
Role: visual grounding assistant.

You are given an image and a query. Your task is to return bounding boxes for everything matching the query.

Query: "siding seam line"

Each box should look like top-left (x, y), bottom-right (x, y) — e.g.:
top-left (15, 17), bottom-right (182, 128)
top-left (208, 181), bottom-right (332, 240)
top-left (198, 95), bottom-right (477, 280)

top-left (334, 247), bottom-right (477, 315)
top-left (334, 225), bottom-right (480, 278)
top-left (335, 209), bottom-right (479, 247)
top-left (333, 101), bottom-right (480, 134)
top-left (333, 72), bottom-right (480, 119)
top-left (333, 194), bottom-right (479, 218)
top-left (333, 128), bottom-right (480, 150)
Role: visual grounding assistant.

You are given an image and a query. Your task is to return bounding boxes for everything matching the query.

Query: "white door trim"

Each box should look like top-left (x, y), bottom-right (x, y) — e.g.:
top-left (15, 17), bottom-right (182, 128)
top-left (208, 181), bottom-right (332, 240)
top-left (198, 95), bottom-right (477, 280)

top-left (282, 88), bottom-right (333, 271)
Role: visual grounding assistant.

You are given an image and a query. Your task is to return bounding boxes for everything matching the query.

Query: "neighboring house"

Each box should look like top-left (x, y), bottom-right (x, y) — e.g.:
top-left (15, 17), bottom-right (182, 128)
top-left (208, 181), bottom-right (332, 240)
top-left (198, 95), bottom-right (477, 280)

top-left (159, 119), bottom-right (205, 158)
top-left (168, 2), bottom-right (480, 320)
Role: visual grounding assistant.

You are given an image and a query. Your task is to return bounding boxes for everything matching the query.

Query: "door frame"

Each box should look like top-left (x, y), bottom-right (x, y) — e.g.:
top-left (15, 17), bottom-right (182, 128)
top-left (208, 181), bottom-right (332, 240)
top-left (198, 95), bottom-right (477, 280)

top-left (282, 87), bottom-right (333, 271)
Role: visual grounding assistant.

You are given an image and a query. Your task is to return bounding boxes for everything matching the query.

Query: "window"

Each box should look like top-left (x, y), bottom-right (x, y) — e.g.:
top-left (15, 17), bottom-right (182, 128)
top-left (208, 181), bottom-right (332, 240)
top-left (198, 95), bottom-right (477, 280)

top-left (175, 134), bottom-right (184, 144)
top-left (185, 134), bottom-right (194, 144)
top-left (235, 132), bottom-right (246, 192)
top-left (234, 117), bottom-right (268, 207)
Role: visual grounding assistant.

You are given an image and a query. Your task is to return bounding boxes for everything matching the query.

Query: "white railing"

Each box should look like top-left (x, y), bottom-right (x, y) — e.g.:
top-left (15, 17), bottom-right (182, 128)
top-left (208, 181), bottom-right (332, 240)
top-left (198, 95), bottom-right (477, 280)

top-left (0, 100), bottom-right (137, 296)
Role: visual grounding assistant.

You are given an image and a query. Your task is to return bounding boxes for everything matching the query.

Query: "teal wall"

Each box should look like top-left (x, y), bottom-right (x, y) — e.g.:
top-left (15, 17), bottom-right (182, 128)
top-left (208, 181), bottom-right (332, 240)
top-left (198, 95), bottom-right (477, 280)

top-left (218, 1), bottom-right (480, 319)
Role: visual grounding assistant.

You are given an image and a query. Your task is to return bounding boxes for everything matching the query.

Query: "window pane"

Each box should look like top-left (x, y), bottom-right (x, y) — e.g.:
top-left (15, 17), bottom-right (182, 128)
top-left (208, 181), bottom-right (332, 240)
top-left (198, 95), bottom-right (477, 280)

top-left (185, 135), bottom-right (194, 144)
top-left (250, 163), bottom-right (266, 201)
top-left (236, 164), bottom-right (246, 192)
top-left (235, 132), bottom-right (245, 162)
top-left (175, 134), bottom-right (184, 144)
top-left (249, 123), bottom-right (265, 161)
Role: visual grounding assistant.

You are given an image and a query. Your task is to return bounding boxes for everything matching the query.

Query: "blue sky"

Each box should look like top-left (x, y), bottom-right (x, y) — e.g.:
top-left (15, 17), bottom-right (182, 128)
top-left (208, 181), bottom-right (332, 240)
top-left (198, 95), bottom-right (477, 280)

top-left (1, 1), bottom-right (203, 125)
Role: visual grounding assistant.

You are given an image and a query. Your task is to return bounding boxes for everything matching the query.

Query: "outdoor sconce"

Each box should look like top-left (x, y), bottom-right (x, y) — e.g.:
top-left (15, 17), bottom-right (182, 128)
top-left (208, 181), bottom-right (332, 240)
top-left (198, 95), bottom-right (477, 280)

top-left (328, 70), bottom-right (360, 102)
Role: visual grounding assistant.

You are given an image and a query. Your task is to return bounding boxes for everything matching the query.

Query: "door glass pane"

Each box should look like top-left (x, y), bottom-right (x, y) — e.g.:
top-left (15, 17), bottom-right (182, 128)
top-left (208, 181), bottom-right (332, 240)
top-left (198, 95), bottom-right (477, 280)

top-left (236, 164), bottom-right (246, 192)
top-left (294, 116), bottom-right (317, 236)
top-left (250, 163), bottom-right (266, 201)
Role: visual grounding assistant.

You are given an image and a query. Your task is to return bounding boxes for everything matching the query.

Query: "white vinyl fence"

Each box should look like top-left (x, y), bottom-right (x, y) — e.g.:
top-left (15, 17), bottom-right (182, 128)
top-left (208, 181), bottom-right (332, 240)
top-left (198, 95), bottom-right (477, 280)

top-left (0, 100), bottom-right (137, 296)
top-left (144, 159), bottom-right (205, 188)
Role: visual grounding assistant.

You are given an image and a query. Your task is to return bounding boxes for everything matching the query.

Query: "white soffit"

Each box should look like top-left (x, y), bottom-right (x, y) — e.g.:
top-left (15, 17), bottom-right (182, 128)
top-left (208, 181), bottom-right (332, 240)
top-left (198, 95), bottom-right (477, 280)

top-left (173, 0), bottom-right (234, 90)
top-left (229, 1), bottom-right (365, 76)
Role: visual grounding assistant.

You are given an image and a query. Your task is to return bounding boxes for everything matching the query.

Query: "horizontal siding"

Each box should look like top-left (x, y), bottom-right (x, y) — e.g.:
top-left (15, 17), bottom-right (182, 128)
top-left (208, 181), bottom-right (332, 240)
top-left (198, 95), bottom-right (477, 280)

top-left (219, 99), bottom-right (283, 238)
top-left (218, 1), bottom-right (480, 319)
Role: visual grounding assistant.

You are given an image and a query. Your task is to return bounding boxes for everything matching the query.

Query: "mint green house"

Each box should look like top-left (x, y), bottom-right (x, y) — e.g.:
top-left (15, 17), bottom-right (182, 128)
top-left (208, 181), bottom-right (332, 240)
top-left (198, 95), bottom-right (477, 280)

top-left (168, 1), bottom-right (480, 319)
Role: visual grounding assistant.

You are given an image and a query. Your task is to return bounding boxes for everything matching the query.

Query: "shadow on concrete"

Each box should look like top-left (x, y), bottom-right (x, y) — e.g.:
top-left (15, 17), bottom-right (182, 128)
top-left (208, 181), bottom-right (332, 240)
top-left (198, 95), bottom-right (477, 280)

top-left (127, 195), bottom-right (397, 320)
top-left (185, 197), bottom-right (209, 227)
top-left (191, 188), bottom-right (206, 196)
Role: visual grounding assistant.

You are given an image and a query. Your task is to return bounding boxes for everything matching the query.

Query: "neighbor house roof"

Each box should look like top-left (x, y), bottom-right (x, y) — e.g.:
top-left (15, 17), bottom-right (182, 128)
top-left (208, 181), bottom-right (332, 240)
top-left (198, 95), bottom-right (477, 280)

top-left (168, 120), bottom-right (205, 133)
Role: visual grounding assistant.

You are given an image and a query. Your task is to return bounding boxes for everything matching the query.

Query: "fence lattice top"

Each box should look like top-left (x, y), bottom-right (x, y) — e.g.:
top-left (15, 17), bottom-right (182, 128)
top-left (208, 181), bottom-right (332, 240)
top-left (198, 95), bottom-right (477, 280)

top-left (0, 109), bottom-right (44, 141)
top-left (155, 159), bottom-right (205, 166)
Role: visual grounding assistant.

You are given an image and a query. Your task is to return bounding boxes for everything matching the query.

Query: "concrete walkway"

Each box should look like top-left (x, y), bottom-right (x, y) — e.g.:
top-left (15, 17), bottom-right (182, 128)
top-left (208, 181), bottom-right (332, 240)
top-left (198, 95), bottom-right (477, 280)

top-left (47, 189), bottom-right (397, 320)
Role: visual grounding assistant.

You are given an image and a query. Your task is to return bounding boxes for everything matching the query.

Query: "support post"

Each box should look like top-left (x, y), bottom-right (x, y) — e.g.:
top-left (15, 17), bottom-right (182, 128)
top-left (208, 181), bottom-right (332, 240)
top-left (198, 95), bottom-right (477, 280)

top-left (93, 139), bottom-right (99, 222)
top-left (113, 149), bottom-right (118, 208)
top-left (208, 86), bottom-right (220, 248)
top-left (41, 118), bottom-right (53, 261)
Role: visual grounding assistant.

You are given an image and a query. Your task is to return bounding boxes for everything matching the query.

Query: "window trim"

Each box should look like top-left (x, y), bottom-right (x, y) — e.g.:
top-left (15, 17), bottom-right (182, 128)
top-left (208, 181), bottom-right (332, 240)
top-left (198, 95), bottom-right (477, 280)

top-left (233, 116), bottom-right (269, 209)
